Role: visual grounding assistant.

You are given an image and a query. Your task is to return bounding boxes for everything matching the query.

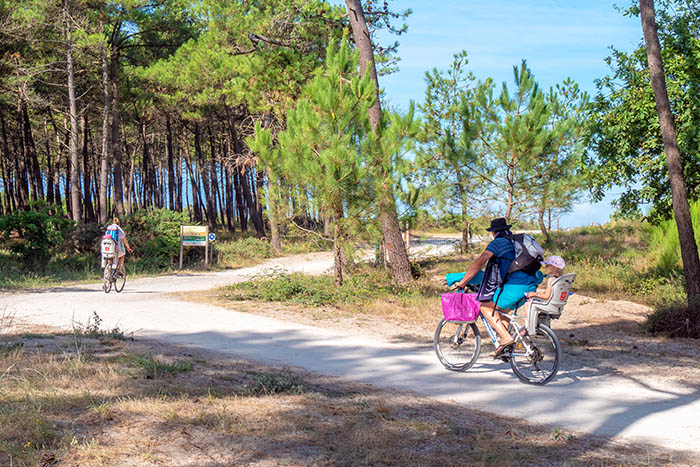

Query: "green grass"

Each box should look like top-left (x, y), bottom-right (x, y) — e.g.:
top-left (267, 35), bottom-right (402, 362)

top-left (648, 199), bottom-right (700, 273)
top-left (246, 368), bottom-right (306, 395)
top-left (222, 267), bottom-right (419, 307)
top-left (131, 354), bottom-right (194, 378)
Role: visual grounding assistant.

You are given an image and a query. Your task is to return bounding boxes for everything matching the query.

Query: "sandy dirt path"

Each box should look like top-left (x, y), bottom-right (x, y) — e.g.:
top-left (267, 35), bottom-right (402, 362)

top-left (2, 238), bottom-right (698, 458)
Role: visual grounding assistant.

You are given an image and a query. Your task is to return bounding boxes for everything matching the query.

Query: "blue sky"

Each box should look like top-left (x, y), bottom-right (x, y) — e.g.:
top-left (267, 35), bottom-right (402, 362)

top-left (368, 0), bottom-right (644, 228)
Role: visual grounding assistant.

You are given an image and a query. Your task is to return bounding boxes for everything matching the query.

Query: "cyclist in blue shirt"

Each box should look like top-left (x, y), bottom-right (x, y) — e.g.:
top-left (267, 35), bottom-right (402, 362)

top-left (453, 217), bottom-right (542, 356)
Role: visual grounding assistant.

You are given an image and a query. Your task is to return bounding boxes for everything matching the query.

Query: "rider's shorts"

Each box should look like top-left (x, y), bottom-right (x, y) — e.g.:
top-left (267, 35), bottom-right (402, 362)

top-left (492, 283), bottom-right (537, 310)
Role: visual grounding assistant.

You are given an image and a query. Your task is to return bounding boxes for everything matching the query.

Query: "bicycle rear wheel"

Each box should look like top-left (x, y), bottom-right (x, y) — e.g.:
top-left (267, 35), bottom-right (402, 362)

top-left (103, 265), bottom-right (112, 293)
top-left (114, 270), bottom-right (126, 293)
top-left (434, 319), bottom-right (481, 371)
top-left (509, 323), bottom-right (560, 385)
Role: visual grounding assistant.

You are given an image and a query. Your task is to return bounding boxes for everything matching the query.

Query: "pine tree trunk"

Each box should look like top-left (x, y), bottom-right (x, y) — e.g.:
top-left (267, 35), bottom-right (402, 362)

top-left (458, 180), bottom-right (468, 254)
top-left (333, 205), bottom-right (345, 286)
top-left (345, 0), bottom-right (412, 283)
top-left (166, 114), bottom-right (175, 210)
top-left (640, 0), bottom-right (700, 299)
top-left (207, 125), bottom-right (223, 229)
top-left (19, 97), bottom-right (42, 202)
top-left (11, 131), bottom-right (27, 210)
top-left (176, 137), bottom-right (183, 211)
top-left (344, 0), bottom-right (381, 129)
top-left (267, 171), bottom-right (282, 252)
top-left (65, 0), bottom-right (81, 222)
top-left (255, 168), bottom-right (265, 227)
top-left (98, 40), bottom-right (110, 223)
top-left (81, 113), bottom-right (95, 221)
top-left (49, 115), bottom-right (63, 211)
top-left (110, 51), bottom-right (125, 218)
top-left (0, 152), bottom-right (7, 215)
top-left (214, 153), bottom-right (225, 228)
top-left (239, 167), bottom-right (265, 236)
top-left (233, 169), bottom-right (246, 231)
top-left (126, 144), bottom-right (135, 214)
top-left (538, 208), bottom-right (550, 243)
top-left (230, 126), bottom-right (265, 236)
top-left (195, 124), bottom-right (215, 230)
top-left (63, 117), bottom-right (72, 218)
top-left (323, 210), bottom-right (331, 237)
top-left (43, 116), bottom-right (55, 206)
top-left (182, 126), bottom-right (202, 222)
top-left (0, 110), bottom-right (15, 213)
top-left (225, 164), bottom-right (234, 231)
top-left (139, 120), bottom-right (151, 208)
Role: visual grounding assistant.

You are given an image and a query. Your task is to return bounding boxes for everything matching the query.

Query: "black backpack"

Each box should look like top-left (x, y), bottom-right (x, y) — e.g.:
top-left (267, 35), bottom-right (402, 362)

top-left (507, 233), bottom-right (544, 275)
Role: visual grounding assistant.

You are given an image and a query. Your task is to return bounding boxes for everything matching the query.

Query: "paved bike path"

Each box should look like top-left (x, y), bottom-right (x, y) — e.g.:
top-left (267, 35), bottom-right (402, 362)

top-left (2, 246), bottom-right (698, 457)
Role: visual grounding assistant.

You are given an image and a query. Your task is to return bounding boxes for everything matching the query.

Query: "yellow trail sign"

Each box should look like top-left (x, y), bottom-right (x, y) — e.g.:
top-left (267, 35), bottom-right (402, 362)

top-left (179, 225), bottom-right (211, 269)
top-left (182, 225), bottom-right (207, 246)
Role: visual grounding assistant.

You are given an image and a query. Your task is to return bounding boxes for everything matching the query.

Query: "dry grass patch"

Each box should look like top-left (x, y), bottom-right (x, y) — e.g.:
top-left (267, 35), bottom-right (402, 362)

top-left (0, 325), bottom-right (694, 466)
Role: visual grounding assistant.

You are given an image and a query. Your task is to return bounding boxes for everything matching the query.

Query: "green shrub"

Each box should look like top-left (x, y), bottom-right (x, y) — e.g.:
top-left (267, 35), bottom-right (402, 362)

top-left (224, 267), bottom-right (408, 307)
top-left (124, 208), bottom-right (191, 270)
top-left (0, 201), bottom-right (74, 270)
top-left (73, 221), bottom-right (104, 254)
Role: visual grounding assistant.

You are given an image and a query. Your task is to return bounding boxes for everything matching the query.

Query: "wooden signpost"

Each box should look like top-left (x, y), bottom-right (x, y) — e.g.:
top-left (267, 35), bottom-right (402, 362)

top-left (179, 225), bottom-right (209, 269)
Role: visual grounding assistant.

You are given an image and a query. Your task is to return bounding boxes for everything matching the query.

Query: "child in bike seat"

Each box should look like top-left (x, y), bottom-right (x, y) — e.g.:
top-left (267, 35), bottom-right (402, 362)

top-left (526, 255), bottom-right (565, 301)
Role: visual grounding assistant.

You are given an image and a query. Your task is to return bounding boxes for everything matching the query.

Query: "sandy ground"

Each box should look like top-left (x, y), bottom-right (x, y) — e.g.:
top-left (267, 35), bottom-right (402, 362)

top-left (1, 236), bottom-right (699, 460)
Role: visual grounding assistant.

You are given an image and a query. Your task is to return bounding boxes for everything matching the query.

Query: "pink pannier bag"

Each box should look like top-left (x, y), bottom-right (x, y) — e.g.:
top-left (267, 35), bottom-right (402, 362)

top-left (441, 293), bottom-right (480, 322)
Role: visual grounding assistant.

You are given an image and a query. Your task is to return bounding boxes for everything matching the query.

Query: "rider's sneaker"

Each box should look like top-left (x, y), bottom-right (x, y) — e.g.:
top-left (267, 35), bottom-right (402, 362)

top-left (117, 272), bottom-right (125, 278)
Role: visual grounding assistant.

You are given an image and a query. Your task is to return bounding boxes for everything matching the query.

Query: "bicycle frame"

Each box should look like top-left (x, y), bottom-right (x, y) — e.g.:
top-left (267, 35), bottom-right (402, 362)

top-left (476, 309), bottom-right (535, 358)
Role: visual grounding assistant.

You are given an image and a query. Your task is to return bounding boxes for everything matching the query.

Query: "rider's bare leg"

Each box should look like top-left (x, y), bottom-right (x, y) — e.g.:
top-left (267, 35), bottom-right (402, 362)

top-left (480, 301), bottom-right (513, 344)
top-left (117, 255), bottom-right (125, 275)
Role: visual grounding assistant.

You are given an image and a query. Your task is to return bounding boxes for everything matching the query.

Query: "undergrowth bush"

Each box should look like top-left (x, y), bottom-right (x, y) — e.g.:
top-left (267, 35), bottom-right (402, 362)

top-left (644, 297), bottom-right (700, 339)
top-left (125, 208), bottom-right (191, 270)
top-left (216, 236), bottom-right (273, 268)
top-left (0, 201), bottom-right (74, 270)
top-left (223, 267), bottom-right (411, 307)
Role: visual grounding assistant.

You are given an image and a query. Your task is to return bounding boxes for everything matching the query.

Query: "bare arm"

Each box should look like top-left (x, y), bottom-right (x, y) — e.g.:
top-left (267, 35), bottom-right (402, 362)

top-left (527, 277), bottom-right (553, 300)
top-left (455, 250), bottom-right (493, 288)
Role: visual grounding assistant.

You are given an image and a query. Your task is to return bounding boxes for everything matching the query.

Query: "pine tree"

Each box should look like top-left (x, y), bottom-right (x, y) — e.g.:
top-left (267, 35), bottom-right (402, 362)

top-left (251, 38), bottom-right (375, 285)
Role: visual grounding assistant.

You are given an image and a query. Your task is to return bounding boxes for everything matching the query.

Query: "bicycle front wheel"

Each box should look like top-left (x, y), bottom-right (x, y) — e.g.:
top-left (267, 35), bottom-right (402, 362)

top-left (114, 270), bottom-right (126, 293)
top-left (509, 323), bottom-right (560, 385)
top-left (103, 265), bottom-right (112, 293)
top-left (434, 319), bottom-right (481, 371)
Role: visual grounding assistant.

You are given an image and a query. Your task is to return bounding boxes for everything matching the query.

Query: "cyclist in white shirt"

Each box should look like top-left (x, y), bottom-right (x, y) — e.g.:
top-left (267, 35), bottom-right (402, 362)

top-left (105, 218), bottom-right (133, 276)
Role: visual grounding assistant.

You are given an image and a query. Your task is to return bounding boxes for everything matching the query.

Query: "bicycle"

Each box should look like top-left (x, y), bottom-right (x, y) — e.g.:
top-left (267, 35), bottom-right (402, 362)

top-left (434, 275), bottom-right (574, 385)
top-left (101, 237), bottom-right (126, 294)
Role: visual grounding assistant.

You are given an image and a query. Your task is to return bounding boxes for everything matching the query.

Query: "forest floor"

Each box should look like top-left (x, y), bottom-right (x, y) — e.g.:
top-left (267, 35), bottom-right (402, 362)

top-left (1, 236), bottom-right (699, 466)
